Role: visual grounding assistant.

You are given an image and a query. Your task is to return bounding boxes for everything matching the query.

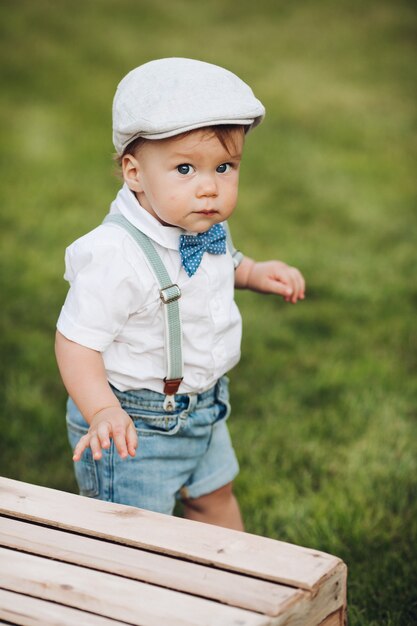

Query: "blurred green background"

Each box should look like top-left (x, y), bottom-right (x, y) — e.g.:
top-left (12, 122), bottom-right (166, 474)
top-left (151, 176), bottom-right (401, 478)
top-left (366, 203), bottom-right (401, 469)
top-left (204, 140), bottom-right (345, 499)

top-left (0, 1), bottom-right (416, 623)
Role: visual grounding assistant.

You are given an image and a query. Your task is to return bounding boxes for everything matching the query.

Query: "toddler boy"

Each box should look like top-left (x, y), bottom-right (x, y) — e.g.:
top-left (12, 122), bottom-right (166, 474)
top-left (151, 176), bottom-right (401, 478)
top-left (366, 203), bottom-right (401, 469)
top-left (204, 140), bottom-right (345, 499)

top-left (55, 58), bottom-right (305, 530)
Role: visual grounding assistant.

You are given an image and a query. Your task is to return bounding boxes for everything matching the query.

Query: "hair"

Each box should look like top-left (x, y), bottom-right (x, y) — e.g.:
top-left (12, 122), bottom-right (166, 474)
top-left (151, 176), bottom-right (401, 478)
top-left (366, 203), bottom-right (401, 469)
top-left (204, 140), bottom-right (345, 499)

top-left (115, 124), bottom-right (246, 168)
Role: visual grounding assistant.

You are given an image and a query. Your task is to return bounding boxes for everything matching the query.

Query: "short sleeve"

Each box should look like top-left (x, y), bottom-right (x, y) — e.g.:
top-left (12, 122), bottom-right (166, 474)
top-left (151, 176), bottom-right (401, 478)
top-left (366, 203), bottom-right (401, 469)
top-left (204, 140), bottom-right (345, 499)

top-left (57, 229), bottom-right (145, 351)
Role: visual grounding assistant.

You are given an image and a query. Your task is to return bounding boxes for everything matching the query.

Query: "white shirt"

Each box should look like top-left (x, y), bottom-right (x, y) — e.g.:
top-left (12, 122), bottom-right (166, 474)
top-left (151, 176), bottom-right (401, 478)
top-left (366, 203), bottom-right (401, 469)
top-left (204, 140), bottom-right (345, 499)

top-left (57, 184), bottom-right (242, 393)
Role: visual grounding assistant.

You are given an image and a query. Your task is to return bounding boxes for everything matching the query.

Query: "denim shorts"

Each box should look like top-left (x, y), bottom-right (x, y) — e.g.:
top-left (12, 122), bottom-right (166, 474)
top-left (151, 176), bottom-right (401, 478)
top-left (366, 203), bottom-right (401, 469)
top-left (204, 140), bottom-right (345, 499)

top-left (66, 376), bottom-right (239, 515)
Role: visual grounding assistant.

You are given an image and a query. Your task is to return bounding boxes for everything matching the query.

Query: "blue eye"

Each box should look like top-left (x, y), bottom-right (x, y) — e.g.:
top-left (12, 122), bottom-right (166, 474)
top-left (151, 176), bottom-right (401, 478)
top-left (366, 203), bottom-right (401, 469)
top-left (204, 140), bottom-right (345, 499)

top-left (216, 163), bottom-right (232, 173)
top-left (177, 164), bottom-right (194, 175)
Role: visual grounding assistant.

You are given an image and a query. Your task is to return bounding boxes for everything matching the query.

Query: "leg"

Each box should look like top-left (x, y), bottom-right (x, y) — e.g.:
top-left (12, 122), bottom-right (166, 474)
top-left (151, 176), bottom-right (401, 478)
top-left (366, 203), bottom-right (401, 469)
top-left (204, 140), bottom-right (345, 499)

top-left (182, 481), bottom-right (244, 531)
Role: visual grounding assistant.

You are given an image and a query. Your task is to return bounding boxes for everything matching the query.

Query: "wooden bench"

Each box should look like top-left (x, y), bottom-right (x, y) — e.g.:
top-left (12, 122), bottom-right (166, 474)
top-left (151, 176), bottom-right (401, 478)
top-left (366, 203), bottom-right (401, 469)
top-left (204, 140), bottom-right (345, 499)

top-left (0, 477), bottom-right (347, 625)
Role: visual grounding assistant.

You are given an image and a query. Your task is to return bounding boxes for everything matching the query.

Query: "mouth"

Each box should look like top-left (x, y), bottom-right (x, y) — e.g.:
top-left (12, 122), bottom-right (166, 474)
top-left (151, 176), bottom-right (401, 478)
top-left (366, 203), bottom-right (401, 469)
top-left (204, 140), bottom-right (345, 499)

top-left (195, 209), bottom-right (218, 216)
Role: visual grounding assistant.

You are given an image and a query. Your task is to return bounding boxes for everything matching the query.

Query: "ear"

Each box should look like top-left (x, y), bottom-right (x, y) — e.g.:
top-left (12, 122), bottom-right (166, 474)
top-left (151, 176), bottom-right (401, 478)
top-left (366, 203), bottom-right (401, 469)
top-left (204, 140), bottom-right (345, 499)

top-left (122, 154), bottom-right (144, 192)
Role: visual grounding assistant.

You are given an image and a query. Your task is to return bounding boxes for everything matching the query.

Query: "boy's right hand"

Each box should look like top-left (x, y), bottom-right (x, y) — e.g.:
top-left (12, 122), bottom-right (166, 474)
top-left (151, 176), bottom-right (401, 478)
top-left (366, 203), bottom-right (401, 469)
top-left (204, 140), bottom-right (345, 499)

top-left (73, 406), bottom-right (138, 462)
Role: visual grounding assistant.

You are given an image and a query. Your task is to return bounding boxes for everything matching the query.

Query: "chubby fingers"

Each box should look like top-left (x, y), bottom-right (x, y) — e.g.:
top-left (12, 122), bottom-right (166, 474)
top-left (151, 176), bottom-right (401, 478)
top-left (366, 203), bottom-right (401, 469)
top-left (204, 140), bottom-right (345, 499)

top-left (73, 433), bottom-right (93, 462)
top-left (126, 421), bottom-right (138, 457)
top-left (107, 420), bottom-right (138, 459)
top-left (112, 423), bottom-right (129, 459)
top-left (266, 267), bottom-right (305, 302)
top-left (97, 420), bottom-right (111, 451)
top-left (72, 423), bottom-right (109, 462)
top-left (73, 409), bottom-right (138, 462)
top-left (282, 266), bottom-right (305, 303)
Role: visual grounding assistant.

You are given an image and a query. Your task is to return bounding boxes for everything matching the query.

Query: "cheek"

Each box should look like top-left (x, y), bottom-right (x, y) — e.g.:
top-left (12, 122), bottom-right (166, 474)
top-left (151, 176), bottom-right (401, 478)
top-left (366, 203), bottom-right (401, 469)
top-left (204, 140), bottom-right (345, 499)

top-left (168, 183), bottom-right (188, 204)
top-left (153, 185), bottom-right (178, 207)
top-left (167, 193), bottom-right (182, 208)
top-left (224, 181), bottom-right (239, 206)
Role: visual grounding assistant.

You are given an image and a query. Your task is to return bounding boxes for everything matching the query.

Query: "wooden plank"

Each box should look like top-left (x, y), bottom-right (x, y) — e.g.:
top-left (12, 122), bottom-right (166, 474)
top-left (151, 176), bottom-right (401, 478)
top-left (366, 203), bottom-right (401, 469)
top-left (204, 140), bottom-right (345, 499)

top-left (318, 609), bottom-right (345, 626)
top-left (268, 562), bottom-right (347, 626)
top-left (0, 547), bottom-right (271, 626)
top-left (0, 477), bottom-right (341, 591)
top-left (0, 588), bottom-right (128, 626)
top-left (0, 516), bottom-right (302, 617)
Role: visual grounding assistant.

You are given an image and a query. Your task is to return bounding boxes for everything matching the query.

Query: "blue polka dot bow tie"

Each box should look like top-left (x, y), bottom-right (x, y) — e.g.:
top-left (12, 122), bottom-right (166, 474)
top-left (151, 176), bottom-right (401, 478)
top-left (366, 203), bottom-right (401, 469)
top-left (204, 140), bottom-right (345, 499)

top-left (179, 223), bottom-right (227, 277)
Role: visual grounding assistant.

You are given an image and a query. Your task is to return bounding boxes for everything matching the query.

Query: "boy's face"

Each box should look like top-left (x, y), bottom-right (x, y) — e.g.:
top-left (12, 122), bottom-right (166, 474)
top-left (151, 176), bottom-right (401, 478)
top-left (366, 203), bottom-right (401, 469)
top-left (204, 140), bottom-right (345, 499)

top-left (122, 129), bottom-right (244, 232)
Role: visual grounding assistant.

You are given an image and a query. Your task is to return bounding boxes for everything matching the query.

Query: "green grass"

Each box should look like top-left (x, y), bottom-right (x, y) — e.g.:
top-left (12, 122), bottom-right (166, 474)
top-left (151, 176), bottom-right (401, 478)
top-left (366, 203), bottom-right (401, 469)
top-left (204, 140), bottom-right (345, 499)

top-left (0, 1), bottom-right (416, 623)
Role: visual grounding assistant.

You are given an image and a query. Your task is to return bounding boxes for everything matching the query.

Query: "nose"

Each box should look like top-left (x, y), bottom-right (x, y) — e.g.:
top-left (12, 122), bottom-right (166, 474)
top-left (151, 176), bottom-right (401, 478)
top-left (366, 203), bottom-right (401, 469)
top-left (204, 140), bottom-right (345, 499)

top-left (196, 173), bottom-right (218, 197)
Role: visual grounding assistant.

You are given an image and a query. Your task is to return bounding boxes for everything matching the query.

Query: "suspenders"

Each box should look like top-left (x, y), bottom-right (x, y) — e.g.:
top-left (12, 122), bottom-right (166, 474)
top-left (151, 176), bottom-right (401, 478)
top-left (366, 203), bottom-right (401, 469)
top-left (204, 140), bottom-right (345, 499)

top-left (103, 213), bottom-right (241, 410)
top-left (223, 221), bottom-right (244, 270)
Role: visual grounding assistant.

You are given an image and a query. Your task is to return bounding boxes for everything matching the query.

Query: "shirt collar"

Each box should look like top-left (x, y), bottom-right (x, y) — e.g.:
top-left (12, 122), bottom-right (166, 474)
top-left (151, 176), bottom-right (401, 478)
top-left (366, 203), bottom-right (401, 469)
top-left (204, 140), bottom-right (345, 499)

top-left (109, 183), bottom-right (184, 250)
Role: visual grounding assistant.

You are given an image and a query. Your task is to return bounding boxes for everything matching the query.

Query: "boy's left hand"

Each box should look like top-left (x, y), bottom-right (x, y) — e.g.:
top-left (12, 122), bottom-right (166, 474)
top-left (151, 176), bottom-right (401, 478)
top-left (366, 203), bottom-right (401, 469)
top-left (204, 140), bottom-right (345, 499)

top-left (241, 259), bottom-right (305, 303)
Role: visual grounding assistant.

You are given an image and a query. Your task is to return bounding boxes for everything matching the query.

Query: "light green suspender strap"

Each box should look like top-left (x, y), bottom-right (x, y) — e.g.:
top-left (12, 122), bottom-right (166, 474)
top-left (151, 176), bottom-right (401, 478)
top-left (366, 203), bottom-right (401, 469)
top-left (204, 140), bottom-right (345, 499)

top-left (103, 214), bottom-right (242, 411)
top-left (223, 221), bottom-right (244, 269)
top-left (103, 214), bottom-right (182, 411)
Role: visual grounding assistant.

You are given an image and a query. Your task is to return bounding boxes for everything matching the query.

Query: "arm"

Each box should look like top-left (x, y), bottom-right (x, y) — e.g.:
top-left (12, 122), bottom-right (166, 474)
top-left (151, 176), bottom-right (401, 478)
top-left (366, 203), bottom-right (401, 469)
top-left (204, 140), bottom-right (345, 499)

top-left (55, 330), bottom-right (137, 461)
top-left (235, 255), bottom-right (305, 303)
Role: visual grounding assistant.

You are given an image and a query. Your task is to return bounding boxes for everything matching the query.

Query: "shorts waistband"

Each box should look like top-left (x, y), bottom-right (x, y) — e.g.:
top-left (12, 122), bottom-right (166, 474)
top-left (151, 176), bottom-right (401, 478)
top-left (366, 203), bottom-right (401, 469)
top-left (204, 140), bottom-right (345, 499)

top-left (110, 377), bottom-right (227, 412)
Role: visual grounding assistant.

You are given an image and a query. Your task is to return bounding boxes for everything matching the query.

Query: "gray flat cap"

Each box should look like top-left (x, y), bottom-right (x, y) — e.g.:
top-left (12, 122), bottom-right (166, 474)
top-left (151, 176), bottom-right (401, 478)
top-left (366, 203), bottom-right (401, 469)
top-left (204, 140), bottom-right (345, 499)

top-left (112, 57), bottom-right (265, 155)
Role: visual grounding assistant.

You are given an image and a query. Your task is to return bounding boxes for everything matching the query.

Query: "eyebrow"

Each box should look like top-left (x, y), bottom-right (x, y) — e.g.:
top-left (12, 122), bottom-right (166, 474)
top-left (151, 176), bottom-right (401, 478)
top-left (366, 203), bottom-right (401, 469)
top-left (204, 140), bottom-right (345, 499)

top-left (224, 153), bottom-right (242, 160)
top-left (170, 151), bottom-right (242, 160)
